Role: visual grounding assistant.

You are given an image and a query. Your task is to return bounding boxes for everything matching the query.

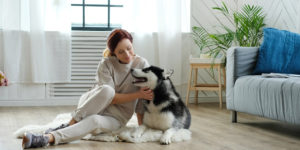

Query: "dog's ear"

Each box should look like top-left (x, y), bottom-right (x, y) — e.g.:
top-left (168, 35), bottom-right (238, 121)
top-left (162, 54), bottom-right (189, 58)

top-left (149, 66), bottom-right (164, 78)
top-left (164, 69), bottom-right (174, 79)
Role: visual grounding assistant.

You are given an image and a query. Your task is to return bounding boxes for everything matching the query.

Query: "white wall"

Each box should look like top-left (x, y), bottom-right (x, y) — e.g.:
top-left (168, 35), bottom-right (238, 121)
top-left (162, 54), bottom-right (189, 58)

top-left (191, 0), bottom-right (300, 40)
top-left (251, 0), bottom-right (300, 33)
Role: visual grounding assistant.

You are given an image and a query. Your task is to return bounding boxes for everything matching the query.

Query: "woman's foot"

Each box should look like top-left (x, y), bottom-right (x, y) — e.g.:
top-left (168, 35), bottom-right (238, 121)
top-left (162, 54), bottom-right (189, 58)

top-left (22, 132), bottom-right (49, 149)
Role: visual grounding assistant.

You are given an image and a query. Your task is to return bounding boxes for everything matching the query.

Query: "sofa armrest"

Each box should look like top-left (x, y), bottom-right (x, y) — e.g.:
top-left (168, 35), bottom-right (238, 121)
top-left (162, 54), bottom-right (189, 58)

top-left (226, 47), bottom-right (259, 109)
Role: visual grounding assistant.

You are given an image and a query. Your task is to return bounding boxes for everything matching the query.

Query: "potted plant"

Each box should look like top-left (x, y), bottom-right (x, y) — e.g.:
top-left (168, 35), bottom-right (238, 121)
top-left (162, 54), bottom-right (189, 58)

top-left (192, 2), bottom-right (266, 63)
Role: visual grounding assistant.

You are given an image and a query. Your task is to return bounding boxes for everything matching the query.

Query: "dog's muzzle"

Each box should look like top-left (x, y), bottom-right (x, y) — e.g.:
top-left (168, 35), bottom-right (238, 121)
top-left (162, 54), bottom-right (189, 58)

top-left (131, 69), bottom-right (148, 84)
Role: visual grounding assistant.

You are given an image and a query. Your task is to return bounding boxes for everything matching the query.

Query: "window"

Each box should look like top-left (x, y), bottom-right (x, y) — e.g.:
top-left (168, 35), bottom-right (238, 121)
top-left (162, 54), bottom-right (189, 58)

top-left (71, 0), bottom-right (123, 31)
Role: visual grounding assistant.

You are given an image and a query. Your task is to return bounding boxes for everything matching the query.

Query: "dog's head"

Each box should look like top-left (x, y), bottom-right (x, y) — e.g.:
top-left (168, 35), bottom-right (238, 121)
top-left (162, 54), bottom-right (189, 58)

top-left (130, 66), bottom-right (164, 90)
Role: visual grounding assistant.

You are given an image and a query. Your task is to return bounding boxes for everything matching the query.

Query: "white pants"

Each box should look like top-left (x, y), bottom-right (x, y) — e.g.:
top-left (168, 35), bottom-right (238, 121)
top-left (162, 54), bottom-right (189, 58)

top-left (51, 85), bottom-right (121, 145)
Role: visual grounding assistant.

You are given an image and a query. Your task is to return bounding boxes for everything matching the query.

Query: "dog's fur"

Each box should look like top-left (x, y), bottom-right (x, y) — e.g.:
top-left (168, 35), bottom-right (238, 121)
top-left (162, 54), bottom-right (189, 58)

top-left (131, 66), bottom-right (191, 144)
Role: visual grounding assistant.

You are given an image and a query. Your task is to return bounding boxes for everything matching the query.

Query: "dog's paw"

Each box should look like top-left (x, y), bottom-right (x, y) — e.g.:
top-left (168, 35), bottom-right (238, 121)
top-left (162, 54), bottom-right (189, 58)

top-left (160, 136), bottom-right (172, 145)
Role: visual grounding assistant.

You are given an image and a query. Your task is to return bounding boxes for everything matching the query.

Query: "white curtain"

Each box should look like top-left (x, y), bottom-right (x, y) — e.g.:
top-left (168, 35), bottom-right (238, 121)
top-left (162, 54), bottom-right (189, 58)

top-left (123, 0), bottom-right (190, 85)
top-left (0, 0), bottom-right (71, 83)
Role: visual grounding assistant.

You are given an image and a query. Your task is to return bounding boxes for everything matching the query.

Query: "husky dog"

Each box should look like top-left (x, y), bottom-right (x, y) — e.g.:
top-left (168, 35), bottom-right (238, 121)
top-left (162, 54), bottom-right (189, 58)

top-left (130, 66), bottom-right (191, 144)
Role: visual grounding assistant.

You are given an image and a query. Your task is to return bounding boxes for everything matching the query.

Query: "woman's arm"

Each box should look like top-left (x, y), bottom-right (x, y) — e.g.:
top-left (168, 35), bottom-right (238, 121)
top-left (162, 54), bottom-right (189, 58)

top-left (136, 113), bottom-right (144, 125)
top-left (111, 93), bottom-right (140, 104)
top-left (111, 87), bottom-right (153, 104)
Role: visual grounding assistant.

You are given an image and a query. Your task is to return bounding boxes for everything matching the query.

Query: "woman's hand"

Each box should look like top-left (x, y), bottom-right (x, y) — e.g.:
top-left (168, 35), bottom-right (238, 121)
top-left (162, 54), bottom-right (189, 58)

top-left (112, 88), bottom-right (153, 104)
top-left (137, 87), bottom-right (153, 101)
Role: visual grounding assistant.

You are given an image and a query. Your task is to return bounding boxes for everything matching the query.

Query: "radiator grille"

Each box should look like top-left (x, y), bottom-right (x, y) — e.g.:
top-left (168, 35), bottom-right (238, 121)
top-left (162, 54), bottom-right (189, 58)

top-left (48, 31), bottom-right (109, 98)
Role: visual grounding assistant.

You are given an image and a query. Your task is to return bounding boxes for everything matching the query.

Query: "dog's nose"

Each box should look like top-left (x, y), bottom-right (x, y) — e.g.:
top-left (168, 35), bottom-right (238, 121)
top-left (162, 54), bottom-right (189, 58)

top-left (130, 69), bottom-right (134, 72)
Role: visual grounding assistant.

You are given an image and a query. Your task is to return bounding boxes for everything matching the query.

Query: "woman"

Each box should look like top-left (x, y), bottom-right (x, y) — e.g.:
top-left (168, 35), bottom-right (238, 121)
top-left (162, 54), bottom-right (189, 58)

top-left (22, 29), bottom-right (153, 149)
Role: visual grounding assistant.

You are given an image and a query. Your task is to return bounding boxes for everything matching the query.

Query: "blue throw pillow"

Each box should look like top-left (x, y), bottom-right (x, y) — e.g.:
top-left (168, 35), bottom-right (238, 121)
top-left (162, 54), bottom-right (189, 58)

top-left (253, 28), bottom-right (300, 74)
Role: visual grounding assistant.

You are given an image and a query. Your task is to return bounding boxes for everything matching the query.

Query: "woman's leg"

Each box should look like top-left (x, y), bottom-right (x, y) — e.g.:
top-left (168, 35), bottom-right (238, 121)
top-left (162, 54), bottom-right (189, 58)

top-left (23, 114), bottom-right (121, 149)
top-left (50, 114), bottom-right (121, 145)
top-left (71, 84), bottom-right (115, 122)
top-left (44, 85), bottom-right (114, 134)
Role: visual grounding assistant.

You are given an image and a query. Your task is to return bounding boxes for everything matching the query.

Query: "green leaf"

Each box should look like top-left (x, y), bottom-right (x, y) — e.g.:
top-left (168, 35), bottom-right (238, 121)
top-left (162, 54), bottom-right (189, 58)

top-left (191, 2), bottom-right (266, 66)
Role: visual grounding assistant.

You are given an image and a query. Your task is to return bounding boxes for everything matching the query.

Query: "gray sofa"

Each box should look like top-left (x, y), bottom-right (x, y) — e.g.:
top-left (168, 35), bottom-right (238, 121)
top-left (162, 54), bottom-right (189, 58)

top-left (226, 47), bottom-right (300, 124)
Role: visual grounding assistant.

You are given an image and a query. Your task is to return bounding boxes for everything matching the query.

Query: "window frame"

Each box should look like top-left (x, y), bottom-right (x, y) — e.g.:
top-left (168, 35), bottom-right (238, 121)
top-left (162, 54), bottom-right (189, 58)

top-left (71, 0), bottom-right (123, 31)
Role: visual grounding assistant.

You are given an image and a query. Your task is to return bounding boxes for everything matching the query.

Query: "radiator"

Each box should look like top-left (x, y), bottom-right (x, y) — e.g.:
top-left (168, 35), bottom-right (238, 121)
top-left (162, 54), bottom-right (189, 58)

top-left (47, 31), bottom-right (110, 99)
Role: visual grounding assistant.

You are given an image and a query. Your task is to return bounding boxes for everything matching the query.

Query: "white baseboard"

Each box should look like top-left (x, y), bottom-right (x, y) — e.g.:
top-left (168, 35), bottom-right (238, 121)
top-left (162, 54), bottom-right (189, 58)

top-left (0, 96), bottom-right (225, 106)
top-left (0, 99), bottom-right (78, 106)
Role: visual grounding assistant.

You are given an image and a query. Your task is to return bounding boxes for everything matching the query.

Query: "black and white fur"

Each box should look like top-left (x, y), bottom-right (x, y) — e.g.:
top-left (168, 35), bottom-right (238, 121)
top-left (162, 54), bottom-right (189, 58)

top-left (131, 66), bottom-right (191, 144)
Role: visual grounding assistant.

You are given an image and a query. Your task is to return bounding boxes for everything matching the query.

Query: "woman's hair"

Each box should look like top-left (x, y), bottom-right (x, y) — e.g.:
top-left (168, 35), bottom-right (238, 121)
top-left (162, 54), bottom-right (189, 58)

top-left (103, 29), bottom-right (133, 57)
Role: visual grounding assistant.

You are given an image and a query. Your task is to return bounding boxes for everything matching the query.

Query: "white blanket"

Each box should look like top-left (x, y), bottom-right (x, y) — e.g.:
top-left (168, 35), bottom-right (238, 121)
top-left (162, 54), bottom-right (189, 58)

top-left (14, 113), bottom-right (191, 144)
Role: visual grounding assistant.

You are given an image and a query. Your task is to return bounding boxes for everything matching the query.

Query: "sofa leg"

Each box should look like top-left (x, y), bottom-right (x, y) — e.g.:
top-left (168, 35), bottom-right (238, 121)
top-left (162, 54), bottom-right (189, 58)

top-left (232, 111), bottom-right (237, 123)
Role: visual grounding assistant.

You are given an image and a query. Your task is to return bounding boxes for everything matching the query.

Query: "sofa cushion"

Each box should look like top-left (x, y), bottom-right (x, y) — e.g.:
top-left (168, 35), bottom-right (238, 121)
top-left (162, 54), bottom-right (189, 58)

top-left (253, 28), bottom-right (300, 74)
top-left (233, 75), bottom-right (300, 124)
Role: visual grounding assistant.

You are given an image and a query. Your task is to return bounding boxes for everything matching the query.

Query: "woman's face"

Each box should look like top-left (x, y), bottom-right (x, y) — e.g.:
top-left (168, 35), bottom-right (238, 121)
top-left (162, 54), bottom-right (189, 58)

top-left (114, 38), bottom-right (135, 64)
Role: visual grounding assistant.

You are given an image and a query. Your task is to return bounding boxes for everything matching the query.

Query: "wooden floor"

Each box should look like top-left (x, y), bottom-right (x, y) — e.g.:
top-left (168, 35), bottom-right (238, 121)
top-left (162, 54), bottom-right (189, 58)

top-left (1, 103), bottom-right (300, 150)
